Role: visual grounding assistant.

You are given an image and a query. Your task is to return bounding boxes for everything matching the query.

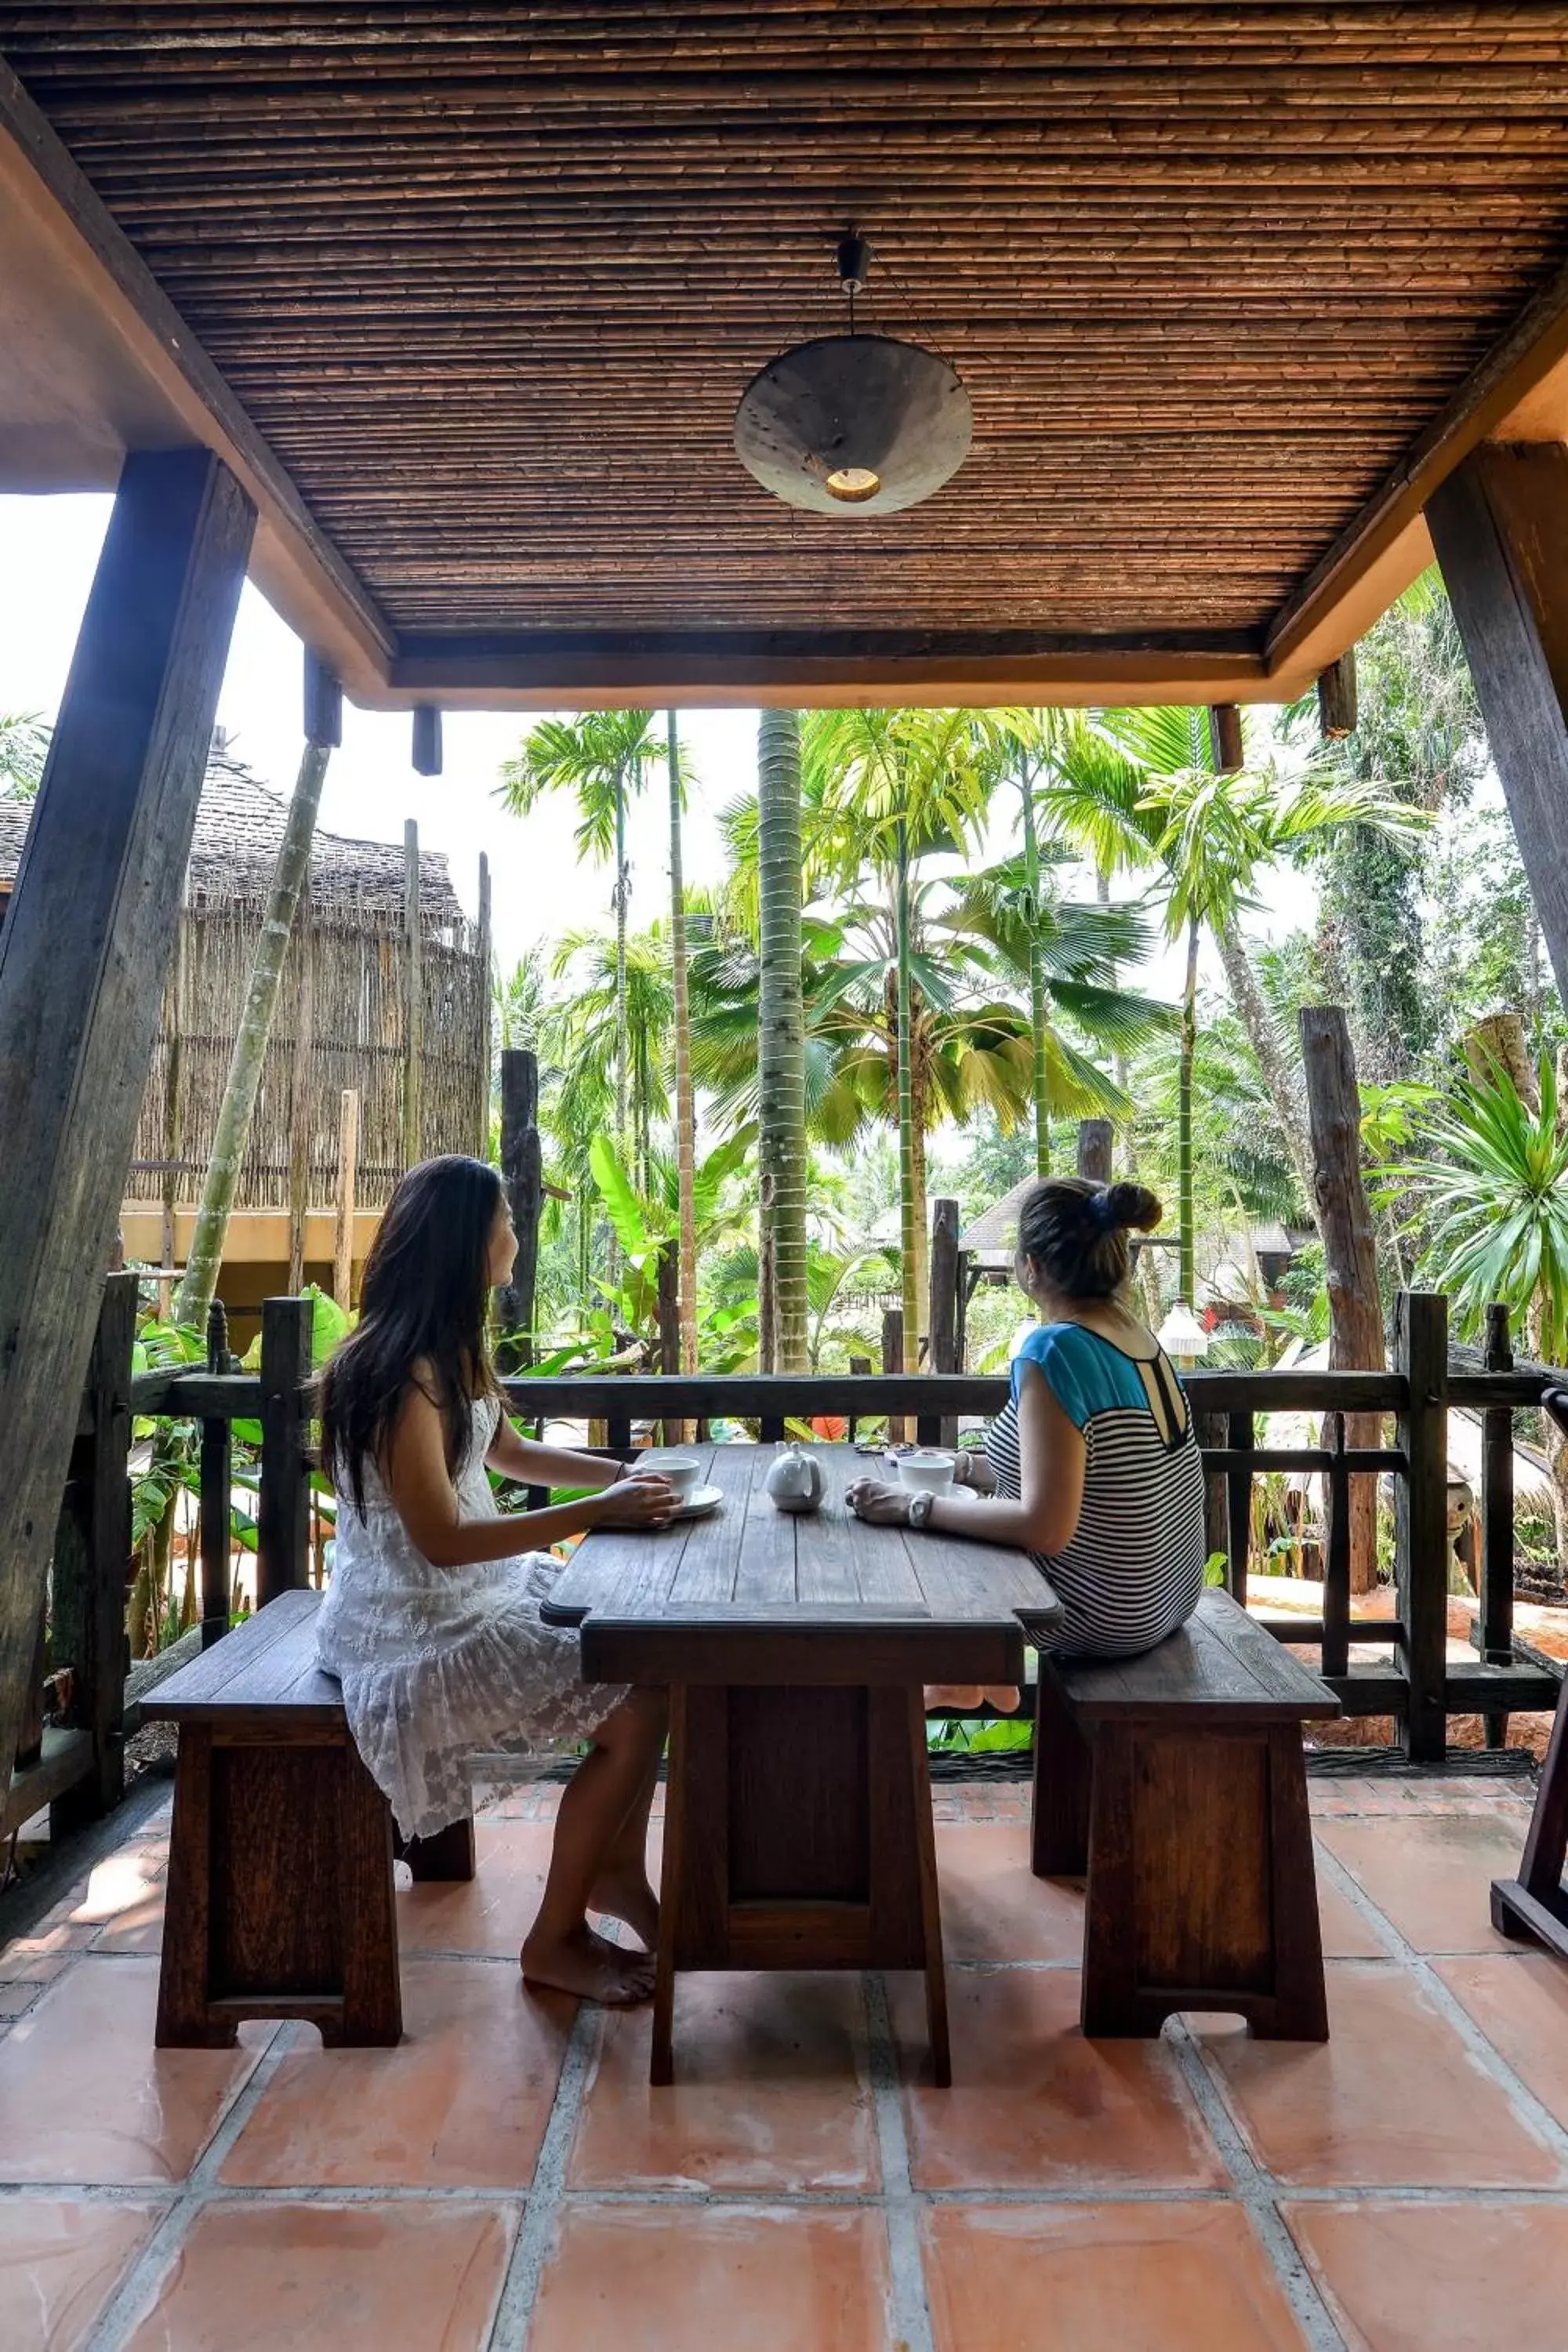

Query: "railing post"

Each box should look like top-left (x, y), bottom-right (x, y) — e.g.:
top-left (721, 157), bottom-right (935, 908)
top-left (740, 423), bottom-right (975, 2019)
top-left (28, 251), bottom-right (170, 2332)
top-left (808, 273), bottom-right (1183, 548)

top-left (1479, 1301), bottom-right (1516, 1749)
top-left (1226, 1412), bottom-right (1253, 1605)
top-left (1196, 1412), bottom-right (1227, 1568)
top-left (1322, 1414), bottom-right (1351, 1679)
top-left (1393, 1290), bottom-right (1449, 1762)
top-left (50, 1272), bottom-right (137, 1834)
top-left (883, 1308), bottom-right (906, 1446)
top-left (200, 1300), bottom-right (234, 1648)
top-left (258, 1296), bottom-right (313, 1606)
top-left (848, 1353), bottom-right (872, 1443)
top-left (929, 1196), bottom-right (960, 1447)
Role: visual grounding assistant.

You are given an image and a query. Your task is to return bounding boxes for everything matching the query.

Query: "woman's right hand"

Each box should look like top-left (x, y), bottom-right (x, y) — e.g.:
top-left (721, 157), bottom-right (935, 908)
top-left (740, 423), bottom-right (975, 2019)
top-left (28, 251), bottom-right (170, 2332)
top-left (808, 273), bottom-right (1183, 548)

top-left (594, 1472), bottom-right (679, 1529)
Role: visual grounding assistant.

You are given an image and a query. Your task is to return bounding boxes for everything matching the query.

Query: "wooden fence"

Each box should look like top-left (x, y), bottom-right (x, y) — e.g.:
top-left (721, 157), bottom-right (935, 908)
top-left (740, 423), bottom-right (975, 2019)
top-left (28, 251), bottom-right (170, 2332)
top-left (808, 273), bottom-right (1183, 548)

top-left (10, 1283), bottom-right (1563, 1849)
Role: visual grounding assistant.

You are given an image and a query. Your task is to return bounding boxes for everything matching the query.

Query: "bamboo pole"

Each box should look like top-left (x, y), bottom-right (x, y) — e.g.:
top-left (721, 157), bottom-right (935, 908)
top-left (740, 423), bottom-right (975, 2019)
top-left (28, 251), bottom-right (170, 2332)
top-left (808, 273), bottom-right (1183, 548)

top-left (401, 818), bottom-right (423, 1171)
top-left (286, 912), bottom-right (314, 1292)
top-left (335, 1087), bottom-right (360, 1311)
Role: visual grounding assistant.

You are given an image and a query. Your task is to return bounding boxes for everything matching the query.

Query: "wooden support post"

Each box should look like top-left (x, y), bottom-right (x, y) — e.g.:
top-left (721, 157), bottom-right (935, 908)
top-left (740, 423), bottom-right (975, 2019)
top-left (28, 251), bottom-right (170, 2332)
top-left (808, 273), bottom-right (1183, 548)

top-left (955, 1247), bottom-right (971, 1373)
top-left (1301, 1006), bottom-right (1385, 1595)
top-left (1226, 1411), bottom-right (1253, 1606)
top-left (1076, 1120), bottom-right (1113, 1182)
top-left (1208, 703), bottom-right (1244, 772)
top-left (476, 851), bottom-right (492, 1157)
top-left (286, 915), bottom-right (314, 1294)
top-left (1426, 445), bottom-right (1568, 1007)
top-left (303, 652), bottom-right (343, 750)
top-left (1317, 651), bottom-right (1359, 739)
top-left (0, 447), bottom-right (253, 1786)
top-left (412, 706), bottom-right (443, 777)
top-left (1393, 1290), bottom-right (1450, 1764)
top-left (159, 919), bottom-right (187, 1320)
top-left (929, 1196), bottom-right (960, 1446)
top-left (883, 1308), bottom-right (906, 1446)
top-left (258, 1297), bottom-right (313, 1606)
top-left (49, 1272), bottom-right (137, 1834)
top-left (401, 819), bottom-right (423, 1169)
top-left (499, 1048), bottom-right (543, 1361)
top-left (1322, 1414), bottom-right (1352, 1679)
top-left (333, 1087), bottom-right (360, 1311)
top-left (848, 1354), bottom-right (872, 1443)
top-left (1196, 1412), bottom-right (1228, 1568)
top-left (200, 1301), bottom-right (232, 1650)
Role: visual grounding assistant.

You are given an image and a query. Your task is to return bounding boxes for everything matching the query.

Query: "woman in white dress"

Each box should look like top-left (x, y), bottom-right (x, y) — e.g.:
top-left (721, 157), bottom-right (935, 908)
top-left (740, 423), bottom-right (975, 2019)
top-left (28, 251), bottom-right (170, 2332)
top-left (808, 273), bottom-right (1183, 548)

top-left (317, 1155), bottom-right (677, 2007)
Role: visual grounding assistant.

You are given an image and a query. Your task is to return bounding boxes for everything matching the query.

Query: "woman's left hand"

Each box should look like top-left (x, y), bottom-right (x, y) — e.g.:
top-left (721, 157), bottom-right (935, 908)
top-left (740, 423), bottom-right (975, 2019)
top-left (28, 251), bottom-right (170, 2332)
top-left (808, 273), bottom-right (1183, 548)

top-left (844, 1476), bottom-right (912, 1526)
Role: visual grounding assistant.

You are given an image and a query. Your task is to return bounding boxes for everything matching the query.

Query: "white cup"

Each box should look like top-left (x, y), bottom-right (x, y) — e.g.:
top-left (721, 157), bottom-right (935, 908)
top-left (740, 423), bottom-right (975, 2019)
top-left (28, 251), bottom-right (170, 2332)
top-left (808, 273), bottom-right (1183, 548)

top-left (651, 1455), bottom-right (702, 1504)
top-left (898, 1450), bottom-right (956, 1496)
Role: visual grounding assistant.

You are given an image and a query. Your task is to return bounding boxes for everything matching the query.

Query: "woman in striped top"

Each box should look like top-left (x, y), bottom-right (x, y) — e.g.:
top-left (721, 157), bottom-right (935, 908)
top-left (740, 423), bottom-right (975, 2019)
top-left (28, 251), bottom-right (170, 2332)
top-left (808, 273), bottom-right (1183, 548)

top-left (846, 1176), bottom-right (1206, 1706)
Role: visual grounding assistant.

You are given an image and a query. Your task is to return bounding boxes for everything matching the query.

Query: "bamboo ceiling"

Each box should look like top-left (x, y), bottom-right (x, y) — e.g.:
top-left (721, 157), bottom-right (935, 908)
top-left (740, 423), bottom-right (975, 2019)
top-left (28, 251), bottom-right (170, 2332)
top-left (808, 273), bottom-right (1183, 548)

top-left (2, 4), bottom-right (1568, 700)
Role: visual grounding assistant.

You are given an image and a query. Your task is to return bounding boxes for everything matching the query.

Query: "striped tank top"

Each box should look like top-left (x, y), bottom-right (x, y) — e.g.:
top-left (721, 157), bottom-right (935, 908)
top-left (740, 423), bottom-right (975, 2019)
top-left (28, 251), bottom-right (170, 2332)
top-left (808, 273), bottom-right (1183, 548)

top-left (985, 1320), bottom-right (1207, 1659)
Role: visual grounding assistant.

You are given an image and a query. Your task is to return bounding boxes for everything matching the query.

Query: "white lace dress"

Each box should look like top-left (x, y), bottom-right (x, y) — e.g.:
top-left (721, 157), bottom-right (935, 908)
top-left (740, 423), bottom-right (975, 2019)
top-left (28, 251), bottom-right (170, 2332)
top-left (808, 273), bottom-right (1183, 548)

top-left (316, 1395), bottom-right (627, 1839)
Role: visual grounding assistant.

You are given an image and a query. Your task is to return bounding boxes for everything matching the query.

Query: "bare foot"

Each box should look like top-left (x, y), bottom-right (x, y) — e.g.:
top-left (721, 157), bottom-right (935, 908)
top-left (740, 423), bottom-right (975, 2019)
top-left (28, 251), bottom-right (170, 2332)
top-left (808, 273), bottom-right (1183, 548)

top-left (982, 1685), bottom-right (1022, 1713)
top-left (925, 1683), bottom-right (985, 1711)
top-left (521, 1924), bottom-right (655, 2006)
top-left (590, 1871), bottom-right (660, 1953)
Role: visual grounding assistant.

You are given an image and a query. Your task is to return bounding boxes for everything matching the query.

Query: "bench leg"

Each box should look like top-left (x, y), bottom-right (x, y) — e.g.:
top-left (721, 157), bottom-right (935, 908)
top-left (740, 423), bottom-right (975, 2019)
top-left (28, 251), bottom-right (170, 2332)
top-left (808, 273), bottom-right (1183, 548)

top-left (396, 1817), bottom-right (477, 1882)
top-left (904, 1686), bottom-right (951, 2089)
top-left (156, 1724), bottom-right (402, 2049)
top-left (1080, 1721), bottom-right (1328, 2043)
top-left (1032, 1661), bottom-right (1091, 1878)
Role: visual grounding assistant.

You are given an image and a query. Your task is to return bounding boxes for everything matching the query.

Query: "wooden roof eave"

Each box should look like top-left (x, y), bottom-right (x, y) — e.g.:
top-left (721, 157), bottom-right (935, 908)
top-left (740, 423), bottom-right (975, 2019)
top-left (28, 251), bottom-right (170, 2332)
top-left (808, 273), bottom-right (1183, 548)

top-left (5, 53), bottom-right (1568, 715)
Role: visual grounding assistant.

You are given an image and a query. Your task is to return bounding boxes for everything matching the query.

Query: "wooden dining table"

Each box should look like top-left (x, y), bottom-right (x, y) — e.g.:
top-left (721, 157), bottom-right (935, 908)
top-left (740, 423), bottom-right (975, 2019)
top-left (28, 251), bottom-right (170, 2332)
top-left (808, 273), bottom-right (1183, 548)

top-left (542, 1442), bottom-right (1063, 2085)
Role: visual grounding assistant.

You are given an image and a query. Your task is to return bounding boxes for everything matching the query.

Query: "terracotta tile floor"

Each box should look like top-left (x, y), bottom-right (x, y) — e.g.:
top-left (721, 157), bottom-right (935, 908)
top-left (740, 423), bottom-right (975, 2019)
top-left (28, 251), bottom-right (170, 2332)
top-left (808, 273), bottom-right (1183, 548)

top-left (1, 1773), bottom-right (1564, 2350)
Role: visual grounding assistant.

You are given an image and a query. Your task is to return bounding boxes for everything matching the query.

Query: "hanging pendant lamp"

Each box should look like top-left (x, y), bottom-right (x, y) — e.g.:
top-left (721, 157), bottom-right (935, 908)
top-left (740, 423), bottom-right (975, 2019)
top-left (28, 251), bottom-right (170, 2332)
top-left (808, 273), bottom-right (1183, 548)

top-left (734, 234), bottom-right (971, 517)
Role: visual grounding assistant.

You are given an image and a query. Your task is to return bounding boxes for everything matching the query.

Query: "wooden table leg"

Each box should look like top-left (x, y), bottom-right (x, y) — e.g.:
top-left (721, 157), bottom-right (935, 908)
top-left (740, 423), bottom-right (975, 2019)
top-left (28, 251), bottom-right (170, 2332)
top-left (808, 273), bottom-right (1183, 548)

top-left (650, 1680), bottom-right (946, 2084)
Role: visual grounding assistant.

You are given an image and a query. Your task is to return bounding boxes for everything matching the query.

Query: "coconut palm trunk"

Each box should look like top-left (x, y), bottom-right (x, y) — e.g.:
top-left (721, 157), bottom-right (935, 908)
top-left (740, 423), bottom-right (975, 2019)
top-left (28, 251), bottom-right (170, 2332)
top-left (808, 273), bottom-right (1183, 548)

top-left (1178, 912), bottom-right (1200, 1305)
top-left (1019, 756), bottom-right (1052, 1179)
top-left (757, 708), bottom-right (808, 1372)
top-left (894, 820), bottom-right (920, 1373)
top-left (666, 711), bottom-right (699, 1377)
top-left (175, 740), bottom-right (332, 1328)
top-left (1214, 915), bottom-right (1317, 1212)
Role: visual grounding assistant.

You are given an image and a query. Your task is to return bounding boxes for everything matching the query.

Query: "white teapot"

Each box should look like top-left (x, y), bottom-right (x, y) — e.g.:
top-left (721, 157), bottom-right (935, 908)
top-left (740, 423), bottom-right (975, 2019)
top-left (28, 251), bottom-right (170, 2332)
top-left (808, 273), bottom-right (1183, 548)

top-left (764, 1443), bottom-right (825, 1514)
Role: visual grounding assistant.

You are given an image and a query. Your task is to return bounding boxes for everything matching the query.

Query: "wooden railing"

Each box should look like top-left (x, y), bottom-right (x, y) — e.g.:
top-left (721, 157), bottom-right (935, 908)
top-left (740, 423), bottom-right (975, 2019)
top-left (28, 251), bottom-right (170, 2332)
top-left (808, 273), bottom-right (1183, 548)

top-left (18, 1286), bottom-right (1563, 1846)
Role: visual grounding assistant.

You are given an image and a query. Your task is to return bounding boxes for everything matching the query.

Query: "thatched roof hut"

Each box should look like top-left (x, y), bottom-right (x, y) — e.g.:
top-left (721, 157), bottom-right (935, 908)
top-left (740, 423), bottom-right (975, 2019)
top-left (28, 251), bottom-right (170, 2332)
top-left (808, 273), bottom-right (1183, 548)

top-left (1, 751), bottom-right (489, 1285)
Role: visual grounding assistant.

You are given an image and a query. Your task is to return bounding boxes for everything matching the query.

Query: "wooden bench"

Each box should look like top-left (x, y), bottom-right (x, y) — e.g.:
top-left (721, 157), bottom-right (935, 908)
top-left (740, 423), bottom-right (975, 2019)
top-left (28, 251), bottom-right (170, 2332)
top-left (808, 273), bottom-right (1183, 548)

top-left (1031, 1588), bottom-right (1341, 2041)
top-left (143, 1588), bottom-right (474, 2049)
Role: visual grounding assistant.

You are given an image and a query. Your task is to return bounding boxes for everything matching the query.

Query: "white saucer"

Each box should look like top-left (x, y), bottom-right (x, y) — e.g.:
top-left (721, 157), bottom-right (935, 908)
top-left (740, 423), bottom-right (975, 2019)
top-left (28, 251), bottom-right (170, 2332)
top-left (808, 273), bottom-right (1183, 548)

top-left (670, 1484), bottom-right (723, 1521)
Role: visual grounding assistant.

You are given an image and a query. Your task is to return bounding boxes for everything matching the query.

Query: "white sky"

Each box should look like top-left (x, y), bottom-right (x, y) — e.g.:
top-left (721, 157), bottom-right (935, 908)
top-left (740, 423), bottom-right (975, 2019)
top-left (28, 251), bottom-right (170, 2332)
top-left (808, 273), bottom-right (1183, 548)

top-left (0, 491), bottom-right (1304, 1007)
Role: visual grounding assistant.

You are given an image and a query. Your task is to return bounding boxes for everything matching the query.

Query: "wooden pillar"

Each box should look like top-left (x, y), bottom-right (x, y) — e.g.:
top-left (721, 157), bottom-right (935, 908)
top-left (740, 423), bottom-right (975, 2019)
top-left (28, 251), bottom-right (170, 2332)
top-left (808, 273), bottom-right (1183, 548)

top-left (929, 1196), bottom-right (960, 1446)
top-left (499, 1048), bottom-right (543, 1359)
top-left (1300, 1006), bottom-right (1385, 1595)
top-left (199, 1298), bottom-right (233, 1650)
top-left (1076, 1120), bottom-right (1113, 1182)
top-left (1208, 704), bottom-right (1244, 773)
top-left (882, 1306), bottom-right (906, 1446)
top-left (401, 819), bottom-right (423, 1169)
top-left (0, 448), bottom-right (253, 1785)
top-left (49, 1272), bottom-right (137, 1831)
top-left (1393, 1290), bottom-right (1450, 1765)
top-left (1317, 651), bottom-right (1359, 739)
top-left (1426, 443), bottom-right (1568, 1007)
top-left (412, 706), bottom-right (443, 777)
top-left (303, 652), bottom-right (343, 750)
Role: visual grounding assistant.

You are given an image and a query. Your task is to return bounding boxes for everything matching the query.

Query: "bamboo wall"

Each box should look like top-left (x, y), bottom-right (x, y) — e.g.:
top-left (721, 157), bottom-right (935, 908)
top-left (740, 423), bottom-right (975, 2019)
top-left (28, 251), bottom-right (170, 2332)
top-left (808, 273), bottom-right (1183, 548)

top-left (127, 895), bottom-right (488, 1213)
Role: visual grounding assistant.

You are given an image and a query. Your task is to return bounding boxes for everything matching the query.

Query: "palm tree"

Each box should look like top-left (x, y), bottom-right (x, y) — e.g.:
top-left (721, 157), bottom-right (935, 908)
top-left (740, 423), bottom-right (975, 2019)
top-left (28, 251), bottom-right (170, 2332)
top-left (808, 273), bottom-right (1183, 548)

top-left (805, 710), bottom-right (995, 1369)
top-left (665, 712), bottom-right (699, 1378)
top-left (1039, 708), bottom-right (1417, 1302)
top-left (496, 712), bottom-right (665, 1158)
top-left (0, 712), bottom-right (49, 800)
top-left (756, 710), bottom-right (809, 1372)
top-left (174, 739), bottom-right (332, 1328)
top-left (546, 923), bottom-right (673, 1200)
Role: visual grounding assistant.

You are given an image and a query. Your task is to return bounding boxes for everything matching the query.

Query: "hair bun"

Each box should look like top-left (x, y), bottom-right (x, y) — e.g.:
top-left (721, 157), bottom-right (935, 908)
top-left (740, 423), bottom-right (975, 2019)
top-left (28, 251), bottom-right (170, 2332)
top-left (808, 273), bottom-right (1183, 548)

top-left (1100, 1181), bottom-right (1162, 1234)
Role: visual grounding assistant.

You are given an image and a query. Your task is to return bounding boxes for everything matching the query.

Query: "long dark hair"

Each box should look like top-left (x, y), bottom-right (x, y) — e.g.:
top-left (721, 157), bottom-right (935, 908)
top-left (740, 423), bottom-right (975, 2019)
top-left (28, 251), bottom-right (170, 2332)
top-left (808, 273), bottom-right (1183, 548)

top-left (1016, 1176), bottom-right (1162, 1301)
top-left (318, 1155), bottom-right (505, 1519)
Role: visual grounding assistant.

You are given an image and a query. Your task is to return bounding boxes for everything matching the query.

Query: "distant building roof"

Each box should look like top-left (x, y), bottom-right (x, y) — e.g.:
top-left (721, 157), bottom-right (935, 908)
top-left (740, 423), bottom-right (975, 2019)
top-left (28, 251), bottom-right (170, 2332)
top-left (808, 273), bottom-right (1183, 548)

top-left (960, 1177), bottom-right (1034, 1265)
top-left (0, 751), bottom-right (463, 927)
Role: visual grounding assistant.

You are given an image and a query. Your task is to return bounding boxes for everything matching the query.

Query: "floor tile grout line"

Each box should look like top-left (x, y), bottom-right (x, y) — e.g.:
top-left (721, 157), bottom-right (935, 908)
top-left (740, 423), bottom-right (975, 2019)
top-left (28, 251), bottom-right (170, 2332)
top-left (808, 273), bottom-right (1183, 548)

top-left (78, 2020), bottom-right (298, 2352)
top-left (1312, 1842), bottom-right (1568, 2173)
top-left (863, 1969), bottom-right (937, 2352)
top-left (1163, 2020), bottom-right (1348, 2352)
top-left (483, 1995), bottom-right (602, 2352)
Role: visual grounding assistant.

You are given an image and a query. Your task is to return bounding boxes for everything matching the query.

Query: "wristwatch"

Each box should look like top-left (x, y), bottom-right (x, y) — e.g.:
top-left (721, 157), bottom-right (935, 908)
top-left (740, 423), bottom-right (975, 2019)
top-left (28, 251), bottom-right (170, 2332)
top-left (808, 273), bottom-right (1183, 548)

top-left (908, 1490), bottom-right (936, 1530)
